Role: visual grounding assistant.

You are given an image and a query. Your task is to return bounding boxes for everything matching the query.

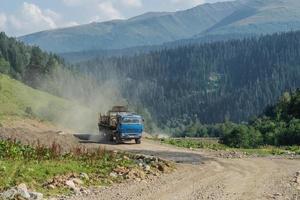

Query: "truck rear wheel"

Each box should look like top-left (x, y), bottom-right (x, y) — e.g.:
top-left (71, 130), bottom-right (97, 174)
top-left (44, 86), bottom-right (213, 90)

top-left (109, 134), bottom-right (114, 142)
top-left (115, 135), bottom-right (121, 144)
top-left (135, 138), bottom-right (141, 144)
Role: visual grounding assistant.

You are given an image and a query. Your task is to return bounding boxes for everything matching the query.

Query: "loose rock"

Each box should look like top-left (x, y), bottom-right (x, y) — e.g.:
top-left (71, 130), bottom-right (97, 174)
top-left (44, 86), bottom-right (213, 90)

top-left (109, 172), bottom-right (118, 178)
top-left (144, 165), bottom-right (151, 171)
top-left (72, 178), bottom-right (84, 185)
top-left (17, 183), bottom-right (31, 199)
top-left (0, 183), bottom-right (44, 200)
top-left (65, 180), bottom-right (77, 191)
top-left (1, 188), bottom-right (18, 199)
top-left (29, 192), bottom-right (43, 200)
top-left (47, 184), bottom-right (56, 190)
top-left (79, 173), bottom-right (89, 180)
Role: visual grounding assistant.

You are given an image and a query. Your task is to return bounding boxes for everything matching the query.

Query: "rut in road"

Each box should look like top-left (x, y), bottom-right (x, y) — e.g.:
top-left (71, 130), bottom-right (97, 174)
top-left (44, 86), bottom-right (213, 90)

top-left (69, 137), bottom-right (300, 200)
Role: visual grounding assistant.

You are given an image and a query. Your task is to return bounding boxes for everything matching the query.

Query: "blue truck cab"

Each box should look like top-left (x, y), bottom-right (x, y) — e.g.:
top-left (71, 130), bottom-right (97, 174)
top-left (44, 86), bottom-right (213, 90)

top-left (116, 114), bottom-right (144, 144)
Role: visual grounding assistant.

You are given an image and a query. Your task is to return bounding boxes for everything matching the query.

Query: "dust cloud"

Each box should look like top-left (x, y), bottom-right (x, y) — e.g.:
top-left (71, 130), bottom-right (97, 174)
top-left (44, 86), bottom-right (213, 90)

top-left (38, 66), bottom-right (127, 133)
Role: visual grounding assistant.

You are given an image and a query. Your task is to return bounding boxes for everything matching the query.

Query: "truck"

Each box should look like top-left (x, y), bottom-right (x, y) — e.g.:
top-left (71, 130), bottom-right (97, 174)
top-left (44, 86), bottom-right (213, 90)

top-left (98, 106), bottom-right (144, 144)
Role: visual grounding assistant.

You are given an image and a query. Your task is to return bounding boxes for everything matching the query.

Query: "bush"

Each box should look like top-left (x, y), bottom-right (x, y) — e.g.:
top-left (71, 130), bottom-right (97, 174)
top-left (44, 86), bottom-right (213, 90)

top-left (277, 119), bottom-right (300, 145)
top-left (25, 106), bottom-right (34, 116)
top-left (220, 125), bottom-right (263, 148)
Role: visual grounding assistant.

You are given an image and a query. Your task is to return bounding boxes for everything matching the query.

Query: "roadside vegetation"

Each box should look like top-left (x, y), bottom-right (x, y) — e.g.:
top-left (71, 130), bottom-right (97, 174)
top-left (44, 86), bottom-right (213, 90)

top-left (220, 89), bottom-right (300, 148)
top-left (159, 138), bottom-right (300, 156)
top-left (159, 90), bottom-right (300, 154)
top-left (0, 139), bottom-right (135, 196)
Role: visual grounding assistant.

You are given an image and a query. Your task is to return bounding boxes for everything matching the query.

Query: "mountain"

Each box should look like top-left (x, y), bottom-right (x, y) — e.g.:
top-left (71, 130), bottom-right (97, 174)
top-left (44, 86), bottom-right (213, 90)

top-left (19, 0), bottom-right (300, 54)
top-left (75, 31), bottom-right (300, 127)
top-left (195, 0), bottom-right (300, 37)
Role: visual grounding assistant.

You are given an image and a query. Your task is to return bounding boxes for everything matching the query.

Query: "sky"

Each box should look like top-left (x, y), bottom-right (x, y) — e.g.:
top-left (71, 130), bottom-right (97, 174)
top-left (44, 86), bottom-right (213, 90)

top-left (0, 0), bottom-right (229, 37)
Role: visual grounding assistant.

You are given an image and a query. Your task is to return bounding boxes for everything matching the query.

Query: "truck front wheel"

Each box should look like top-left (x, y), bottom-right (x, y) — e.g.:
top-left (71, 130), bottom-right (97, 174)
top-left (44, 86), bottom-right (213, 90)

top-left (135, 138), bottom-right (141, 144)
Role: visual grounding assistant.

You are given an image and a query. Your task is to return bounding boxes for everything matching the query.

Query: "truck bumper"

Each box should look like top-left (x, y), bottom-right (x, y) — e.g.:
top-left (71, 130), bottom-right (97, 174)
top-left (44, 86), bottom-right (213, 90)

top-left (120, 134), bottom-right (142, 140)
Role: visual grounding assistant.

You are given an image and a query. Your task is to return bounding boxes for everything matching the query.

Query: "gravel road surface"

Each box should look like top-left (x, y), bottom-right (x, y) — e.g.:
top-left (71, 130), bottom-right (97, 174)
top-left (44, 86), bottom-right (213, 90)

top-left (68, 134), bottom-right (300, 200)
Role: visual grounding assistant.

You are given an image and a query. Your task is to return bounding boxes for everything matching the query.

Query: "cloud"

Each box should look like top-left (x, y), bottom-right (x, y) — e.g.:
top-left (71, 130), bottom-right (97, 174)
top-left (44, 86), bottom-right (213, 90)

top-left (170, 0), bottom-right (205, 6)
top-left (44, 9), bottom-right (61, 21)
top-left (121, 0), bottom-right (142, 8)
top-left (64, 21), bottom-right (80, 27)
top-left (63, 0), bottom-right (142, 8)
top-left (0, 14), bottom-right (7, 30)
top-left (62, 0), bottom-right (124, 22)
top-left (1, 2), bottom-right (57, 36)
top-left (21, 2), bottom-right (57, 29)
top-left (62, 0), bottom-right (86, 6)
top-left (94, 1), bottom-right (123, 21)
top-left (1, 2), bottom-right (79, 36)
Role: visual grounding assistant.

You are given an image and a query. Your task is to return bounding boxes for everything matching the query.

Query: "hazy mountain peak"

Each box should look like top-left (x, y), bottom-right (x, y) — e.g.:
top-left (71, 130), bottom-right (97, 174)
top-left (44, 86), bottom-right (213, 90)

top-left (128, 12), bottom-right (171, 22)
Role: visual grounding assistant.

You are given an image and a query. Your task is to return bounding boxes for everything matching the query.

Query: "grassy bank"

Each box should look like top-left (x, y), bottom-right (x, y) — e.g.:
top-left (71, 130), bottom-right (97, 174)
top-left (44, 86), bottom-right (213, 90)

top-left (0, 140), bottom-right (134, 196)
top-left (0, 74), bottom-right (95, 131)
top-left (159, 138), bottom-right (300, 156)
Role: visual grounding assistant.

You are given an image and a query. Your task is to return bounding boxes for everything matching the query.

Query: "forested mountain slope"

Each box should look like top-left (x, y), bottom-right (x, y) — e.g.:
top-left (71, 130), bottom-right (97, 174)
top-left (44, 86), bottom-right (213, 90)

top-left (78, 31), bottom-right (300, 127)
top-left (20, 0), bottom-right (300, 53)
top-left (0, 32), bottom-right (66, 88)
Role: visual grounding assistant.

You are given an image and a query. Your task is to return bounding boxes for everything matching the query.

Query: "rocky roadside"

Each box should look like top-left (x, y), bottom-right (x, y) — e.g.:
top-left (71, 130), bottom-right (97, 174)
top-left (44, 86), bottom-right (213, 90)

top-left (0, 154), bottom-right (174, 200)
top-left (214, 150), bottom-right (300, 159)
top-left (293, 171), bottom-right (300, 190)
top-left (0, 183), bottom-right (43, 200)
top-left (187, 147), bottom-right (300, 160)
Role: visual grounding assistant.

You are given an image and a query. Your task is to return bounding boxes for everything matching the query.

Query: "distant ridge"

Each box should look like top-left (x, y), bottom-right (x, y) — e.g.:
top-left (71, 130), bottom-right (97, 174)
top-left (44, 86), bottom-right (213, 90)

top-left (19, 0), bottom-right (300, 53)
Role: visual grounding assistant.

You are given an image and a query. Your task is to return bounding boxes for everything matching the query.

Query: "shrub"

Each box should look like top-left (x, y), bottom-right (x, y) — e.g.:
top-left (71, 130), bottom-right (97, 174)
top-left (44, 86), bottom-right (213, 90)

top-left (220, 125), bottom-right (263, 148)
top-left (277, 119), bottom-right (300, 145)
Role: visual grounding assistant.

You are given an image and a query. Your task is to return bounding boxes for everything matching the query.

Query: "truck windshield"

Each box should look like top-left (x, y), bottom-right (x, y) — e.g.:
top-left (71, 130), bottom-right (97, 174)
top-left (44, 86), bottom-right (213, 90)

top-left (122, 117), bottom-right (141, 124)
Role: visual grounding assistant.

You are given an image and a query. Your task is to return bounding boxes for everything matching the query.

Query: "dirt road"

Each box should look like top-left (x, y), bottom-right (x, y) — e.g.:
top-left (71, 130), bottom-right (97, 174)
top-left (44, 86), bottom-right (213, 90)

top-left (69, 135), bottom-right (300, 200)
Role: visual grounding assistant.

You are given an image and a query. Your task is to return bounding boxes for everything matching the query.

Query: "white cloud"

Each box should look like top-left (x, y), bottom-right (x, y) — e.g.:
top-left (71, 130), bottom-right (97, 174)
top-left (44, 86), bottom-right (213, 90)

top-left (62, 0), bottom-right (85, 6)
top-left (2, 2), bottom-right (57, 36)
top-left (1, 2), bottom-right (79, 36)
top-left (21, 2), bottom-right (57, 29)
top-left (170, 0), bottom-right (205, 6)
top-left (63, 0), bottom-right (142, 7)
top-left (62, 0), bottom-right (124, 22)
top-left (0, 14), bottom-right (7, 30)
top-left (121, 0), bottom-right (142, 8)
top-left (64, 21), bottom-right (80, 27)
top-left (95, 1), bottom-right (123, 21)
top-left (45, 9), bottom-right (61, 21)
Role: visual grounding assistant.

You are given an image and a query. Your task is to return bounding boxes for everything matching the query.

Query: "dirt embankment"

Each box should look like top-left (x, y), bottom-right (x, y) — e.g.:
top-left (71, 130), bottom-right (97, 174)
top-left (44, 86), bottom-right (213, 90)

top-left (0, 118), bottom-right (78, 151)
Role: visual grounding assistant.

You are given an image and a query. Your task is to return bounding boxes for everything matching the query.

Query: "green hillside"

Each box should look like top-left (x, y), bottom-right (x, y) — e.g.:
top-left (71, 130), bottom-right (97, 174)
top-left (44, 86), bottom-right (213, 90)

top-left (0, 74), bottom-right (94, 131)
